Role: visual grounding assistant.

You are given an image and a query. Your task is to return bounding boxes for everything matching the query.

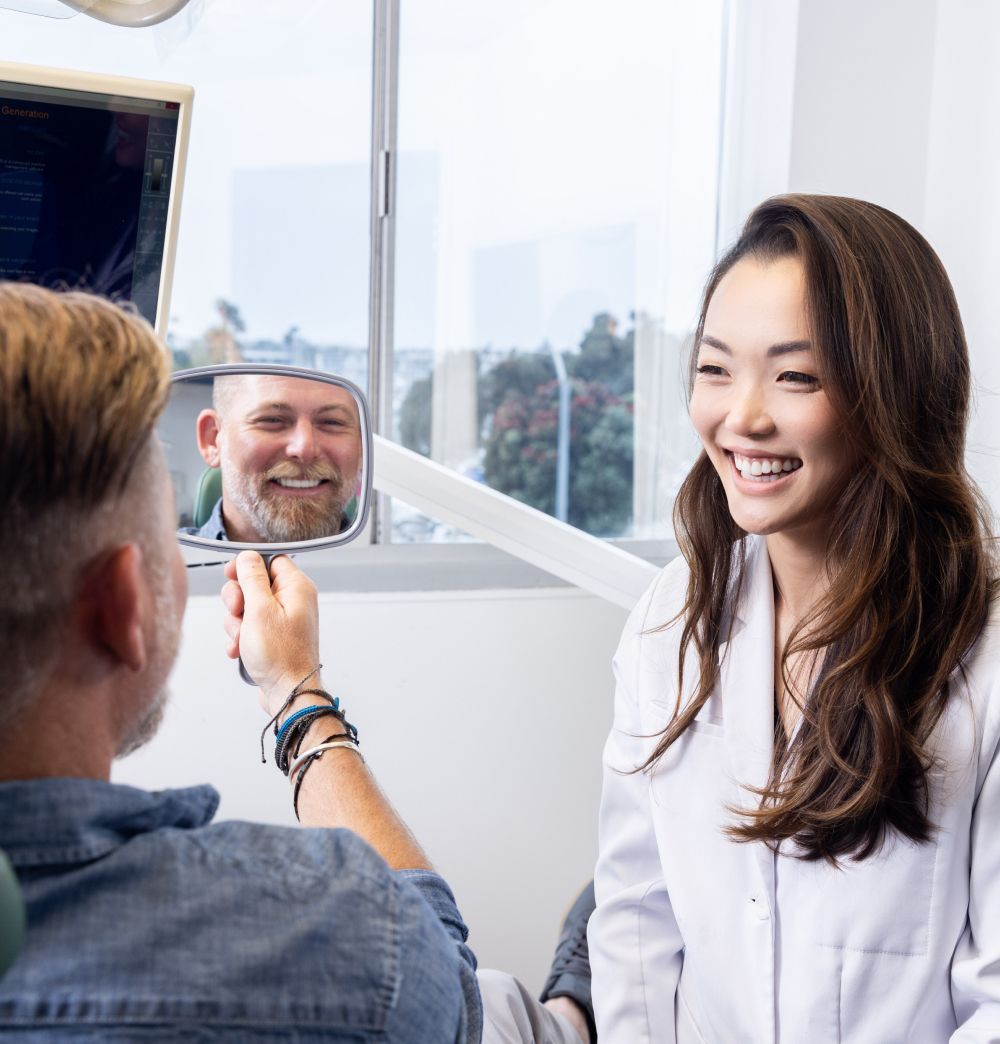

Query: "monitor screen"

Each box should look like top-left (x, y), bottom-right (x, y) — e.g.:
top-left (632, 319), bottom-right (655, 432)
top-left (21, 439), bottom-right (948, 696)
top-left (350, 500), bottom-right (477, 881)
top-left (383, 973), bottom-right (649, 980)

top-left (0, 62), bottom-right (192, 335)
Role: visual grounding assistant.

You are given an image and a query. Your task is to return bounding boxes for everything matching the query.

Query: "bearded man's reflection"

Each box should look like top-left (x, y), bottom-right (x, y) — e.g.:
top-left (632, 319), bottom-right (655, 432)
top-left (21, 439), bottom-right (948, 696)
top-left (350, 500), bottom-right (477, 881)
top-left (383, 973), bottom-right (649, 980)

top-left (190, 375), bottom-right (362, 543)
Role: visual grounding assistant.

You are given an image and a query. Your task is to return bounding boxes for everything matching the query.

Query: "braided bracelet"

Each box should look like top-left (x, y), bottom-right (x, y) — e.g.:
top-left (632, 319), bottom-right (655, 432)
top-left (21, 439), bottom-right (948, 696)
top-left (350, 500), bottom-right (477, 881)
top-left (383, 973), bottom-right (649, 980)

top-left (275, 706), bottom-right (350, 775)
top-left (258, 664), bottom-right (323, 763)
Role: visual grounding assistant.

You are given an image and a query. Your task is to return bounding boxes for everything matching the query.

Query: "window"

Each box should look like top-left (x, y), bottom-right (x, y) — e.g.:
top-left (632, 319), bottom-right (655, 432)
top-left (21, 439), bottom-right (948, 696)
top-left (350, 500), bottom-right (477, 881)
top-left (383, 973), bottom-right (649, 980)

top-left (1, 0), bottom-right (373, 391)
top-left (388, 1), bottom-right (725, 543)
top-left (2, 0), bottom-right (733, 569)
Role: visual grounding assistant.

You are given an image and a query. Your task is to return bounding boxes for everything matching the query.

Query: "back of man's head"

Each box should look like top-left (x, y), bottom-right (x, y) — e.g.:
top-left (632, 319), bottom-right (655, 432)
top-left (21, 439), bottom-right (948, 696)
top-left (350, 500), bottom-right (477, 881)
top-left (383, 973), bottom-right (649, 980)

top-left (0, 284), bottom-right (171, 725)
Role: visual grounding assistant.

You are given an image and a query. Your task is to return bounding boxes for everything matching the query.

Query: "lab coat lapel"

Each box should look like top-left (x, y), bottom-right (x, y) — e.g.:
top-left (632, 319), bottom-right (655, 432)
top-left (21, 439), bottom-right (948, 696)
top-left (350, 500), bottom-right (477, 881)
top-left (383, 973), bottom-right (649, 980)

top-left (720, 537), bottom-right (776, 812)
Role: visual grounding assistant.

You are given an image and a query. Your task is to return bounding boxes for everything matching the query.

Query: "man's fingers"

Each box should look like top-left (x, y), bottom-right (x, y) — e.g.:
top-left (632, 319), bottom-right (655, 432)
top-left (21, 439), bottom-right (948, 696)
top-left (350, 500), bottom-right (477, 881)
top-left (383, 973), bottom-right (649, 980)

top-left (266, 554), bottom-right (297, 591)
top-left (224, 620), bottom-right (241, 660)
top-left (233, 551), bottom-right (273, 612)
top-left (221, 579), bottom-right (245, 618)
top-left (268, 554), bottom-right (316, 603)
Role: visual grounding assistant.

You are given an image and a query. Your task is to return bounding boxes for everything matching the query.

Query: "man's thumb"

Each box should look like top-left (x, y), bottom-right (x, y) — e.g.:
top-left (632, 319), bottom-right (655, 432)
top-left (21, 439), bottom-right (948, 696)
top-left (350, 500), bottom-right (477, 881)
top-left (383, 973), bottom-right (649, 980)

top-left (233, 551), bottom-right (272, 612)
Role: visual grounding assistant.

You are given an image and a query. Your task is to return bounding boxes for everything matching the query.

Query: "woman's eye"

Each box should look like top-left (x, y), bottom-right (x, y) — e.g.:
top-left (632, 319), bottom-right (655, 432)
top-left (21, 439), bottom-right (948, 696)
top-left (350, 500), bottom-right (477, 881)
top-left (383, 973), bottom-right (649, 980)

top-left (695, 364), bottom-right (725, 376)
top-left (779, 371), bottom-right (819, 386)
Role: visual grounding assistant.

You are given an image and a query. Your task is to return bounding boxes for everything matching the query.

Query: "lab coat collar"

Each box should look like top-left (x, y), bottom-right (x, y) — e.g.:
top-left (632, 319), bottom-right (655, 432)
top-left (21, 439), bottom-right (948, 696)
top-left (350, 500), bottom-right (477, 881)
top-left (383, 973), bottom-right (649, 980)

top-left (716, 536), bottom-right (778, 899)
top-left (719, 535), bottom-right (776, 806)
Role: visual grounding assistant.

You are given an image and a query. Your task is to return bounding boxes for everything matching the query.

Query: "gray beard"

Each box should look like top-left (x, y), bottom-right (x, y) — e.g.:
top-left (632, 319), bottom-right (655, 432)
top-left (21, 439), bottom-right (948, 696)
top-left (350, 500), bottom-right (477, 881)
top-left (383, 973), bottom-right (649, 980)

top-left (116, 685), bottom-right (169, 758)
top-left (226, 476), bottom-right (349, 542)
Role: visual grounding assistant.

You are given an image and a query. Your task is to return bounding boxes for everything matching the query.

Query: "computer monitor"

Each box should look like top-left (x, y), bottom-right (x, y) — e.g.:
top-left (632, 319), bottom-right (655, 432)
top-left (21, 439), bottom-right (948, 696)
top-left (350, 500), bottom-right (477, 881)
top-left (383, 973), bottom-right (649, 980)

top-left (0, 61), bottom-right (192, 336)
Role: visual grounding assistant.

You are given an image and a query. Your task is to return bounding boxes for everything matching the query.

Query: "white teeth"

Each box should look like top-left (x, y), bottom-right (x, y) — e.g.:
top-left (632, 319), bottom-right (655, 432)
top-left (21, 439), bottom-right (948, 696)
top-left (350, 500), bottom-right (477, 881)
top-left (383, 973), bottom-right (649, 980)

top-left (275, 478), bottom-right (322, 489)
top-left (732, 452), bottom-right (802, 481)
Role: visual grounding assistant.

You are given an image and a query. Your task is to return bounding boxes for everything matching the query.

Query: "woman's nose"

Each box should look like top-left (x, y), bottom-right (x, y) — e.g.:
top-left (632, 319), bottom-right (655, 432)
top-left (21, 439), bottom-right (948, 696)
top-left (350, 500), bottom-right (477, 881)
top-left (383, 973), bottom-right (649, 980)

top-left (725, 382), bottom-right (775, 437)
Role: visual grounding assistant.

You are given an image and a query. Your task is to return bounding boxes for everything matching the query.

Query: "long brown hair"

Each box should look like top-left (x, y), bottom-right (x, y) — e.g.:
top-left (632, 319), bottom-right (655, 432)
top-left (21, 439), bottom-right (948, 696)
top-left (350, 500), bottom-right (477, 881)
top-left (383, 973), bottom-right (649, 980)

top-left (645, 195), bottom-right (998, 861)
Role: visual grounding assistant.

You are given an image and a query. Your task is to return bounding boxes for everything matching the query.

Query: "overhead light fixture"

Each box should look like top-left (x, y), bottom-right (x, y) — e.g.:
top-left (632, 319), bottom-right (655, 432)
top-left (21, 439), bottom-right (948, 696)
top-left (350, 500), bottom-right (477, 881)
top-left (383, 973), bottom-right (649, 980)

top-left (0, 0), bottom-right (193, 26)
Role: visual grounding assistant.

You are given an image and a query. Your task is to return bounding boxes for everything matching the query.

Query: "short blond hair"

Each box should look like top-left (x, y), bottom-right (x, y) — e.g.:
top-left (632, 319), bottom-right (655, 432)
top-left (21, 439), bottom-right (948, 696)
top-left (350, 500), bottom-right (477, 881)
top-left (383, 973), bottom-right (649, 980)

top-left (0, 284), bottom-right (172, 721)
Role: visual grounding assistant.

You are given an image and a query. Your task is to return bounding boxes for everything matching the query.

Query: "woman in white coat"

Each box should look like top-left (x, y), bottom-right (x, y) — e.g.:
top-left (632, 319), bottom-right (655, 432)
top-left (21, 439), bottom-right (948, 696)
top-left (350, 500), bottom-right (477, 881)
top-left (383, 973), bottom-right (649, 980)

top-left (590, 195), bottom-right (1000, 1042)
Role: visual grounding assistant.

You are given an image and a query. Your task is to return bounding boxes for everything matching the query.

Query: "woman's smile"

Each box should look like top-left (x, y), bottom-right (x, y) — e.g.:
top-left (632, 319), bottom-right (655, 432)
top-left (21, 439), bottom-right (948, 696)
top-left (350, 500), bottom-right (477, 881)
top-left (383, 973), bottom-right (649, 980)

top-left (726, 450), bottom-right (803, 493)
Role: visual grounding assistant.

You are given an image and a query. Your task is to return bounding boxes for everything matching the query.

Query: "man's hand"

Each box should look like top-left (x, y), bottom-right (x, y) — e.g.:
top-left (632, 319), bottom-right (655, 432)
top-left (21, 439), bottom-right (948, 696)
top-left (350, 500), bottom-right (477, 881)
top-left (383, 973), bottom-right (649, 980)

top-left (221, 552), bottom-right (320, 714)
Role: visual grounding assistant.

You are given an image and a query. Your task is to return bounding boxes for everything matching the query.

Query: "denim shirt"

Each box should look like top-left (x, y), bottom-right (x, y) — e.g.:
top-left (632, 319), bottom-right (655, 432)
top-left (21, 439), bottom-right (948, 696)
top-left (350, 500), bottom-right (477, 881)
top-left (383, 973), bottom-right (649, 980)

top-left (178, 497), bottom-right (228, 540)
top-left (0, 779), bottom-right (482, 1042)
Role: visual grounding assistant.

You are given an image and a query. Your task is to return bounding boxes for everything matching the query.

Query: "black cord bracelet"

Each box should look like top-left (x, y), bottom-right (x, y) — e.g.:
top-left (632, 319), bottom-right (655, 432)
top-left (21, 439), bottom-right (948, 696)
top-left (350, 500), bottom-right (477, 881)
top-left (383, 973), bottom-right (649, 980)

top-left (275, 706), bottom-right (350, 775)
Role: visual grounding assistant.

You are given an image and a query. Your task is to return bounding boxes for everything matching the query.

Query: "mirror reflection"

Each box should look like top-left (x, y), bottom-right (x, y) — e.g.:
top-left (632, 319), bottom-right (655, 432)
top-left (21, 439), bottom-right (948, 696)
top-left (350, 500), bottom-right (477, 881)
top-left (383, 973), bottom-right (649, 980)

top-left (162, 368), bottom-right (371, 549)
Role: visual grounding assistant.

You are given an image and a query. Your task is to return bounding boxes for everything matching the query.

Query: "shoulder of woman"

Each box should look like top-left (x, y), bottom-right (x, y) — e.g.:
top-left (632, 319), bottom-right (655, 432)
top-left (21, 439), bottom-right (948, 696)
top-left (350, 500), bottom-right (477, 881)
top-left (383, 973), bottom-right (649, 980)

top-left (960, 591), bottom-right (1000, 700)
top-left (615, 552), bottom-right (692, 659)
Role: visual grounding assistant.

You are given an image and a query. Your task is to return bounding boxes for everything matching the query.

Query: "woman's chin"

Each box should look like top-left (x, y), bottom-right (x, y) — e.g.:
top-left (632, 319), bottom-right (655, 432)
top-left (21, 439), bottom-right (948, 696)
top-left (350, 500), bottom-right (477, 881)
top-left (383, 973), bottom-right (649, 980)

top-left (724, 502), bottom-right (785, 537)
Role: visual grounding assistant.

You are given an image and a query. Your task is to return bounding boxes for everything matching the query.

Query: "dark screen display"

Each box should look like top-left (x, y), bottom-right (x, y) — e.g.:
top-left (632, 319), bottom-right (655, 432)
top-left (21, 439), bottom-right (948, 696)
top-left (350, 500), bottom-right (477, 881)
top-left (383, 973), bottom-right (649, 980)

top-left (0, 86), bottom-right (180, 326)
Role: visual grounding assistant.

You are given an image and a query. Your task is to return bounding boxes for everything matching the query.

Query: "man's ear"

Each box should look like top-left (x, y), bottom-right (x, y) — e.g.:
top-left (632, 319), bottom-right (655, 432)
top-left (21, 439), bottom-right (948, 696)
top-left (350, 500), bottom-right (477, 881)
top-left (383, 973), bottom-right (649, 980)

top-left (196, 409), bottom-right (222, 468)
top-left (79, 544), bottom-right (148, 674)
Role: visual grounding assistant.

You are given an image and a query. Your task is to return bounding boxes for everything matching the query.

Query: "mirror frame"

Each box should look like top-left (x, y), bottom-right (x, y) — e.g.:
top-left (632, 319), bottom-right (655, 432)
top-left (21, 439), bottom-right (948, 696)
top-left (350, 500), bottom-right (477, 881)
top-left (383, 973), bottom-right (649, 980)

top-left (167, 363), bottom-right (373, 555)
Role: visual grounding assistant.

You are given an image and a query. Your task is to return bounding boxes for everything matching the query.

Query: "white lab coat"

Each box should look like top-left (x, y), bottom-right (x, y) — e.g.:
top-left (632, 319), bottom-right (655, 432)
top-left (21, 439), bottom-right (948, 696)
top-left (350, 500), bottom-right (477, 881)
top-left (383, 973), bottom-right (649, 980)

top-left (591, 535), bottom-right (1000, 1043)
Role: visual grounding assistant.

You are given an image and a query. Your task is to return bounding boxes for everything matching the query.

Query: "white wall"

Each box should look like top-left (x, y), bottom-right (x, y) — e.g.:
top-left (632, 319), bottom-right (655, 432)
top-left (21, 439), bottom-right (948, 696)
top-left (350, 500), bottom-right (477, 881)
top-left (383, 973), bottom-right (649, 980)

top-left (789, 0), bottom-right (938, 228)
top-left (113, 582), bottom-right (628, 994)
top-left (922, 2), bottom-right (1000, 516)
top-left (783, 0), bottom-right (1000, 515)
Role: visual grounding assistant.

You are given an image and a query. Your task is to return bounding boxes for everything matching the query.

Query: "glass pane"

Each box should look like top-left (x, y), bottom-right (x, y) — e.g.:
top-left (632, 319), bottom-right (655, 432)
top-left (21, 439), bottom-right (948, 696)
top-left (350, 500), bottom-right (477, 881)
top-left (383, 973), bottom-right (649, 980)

top-left (1, 0), bottom-right (373, 390)
top-left (392, 0), bottom-right (722, 542)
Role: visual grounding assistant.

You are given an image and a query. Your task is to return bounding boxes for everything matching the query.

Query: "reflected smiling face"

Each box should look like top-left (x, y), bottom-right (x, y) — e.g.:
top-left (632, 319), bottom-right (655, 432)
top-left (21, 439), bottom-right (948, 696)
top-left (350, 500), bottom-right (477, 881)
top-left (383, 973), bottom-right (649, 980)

top-left (196, 375), bottom-right (363, 543)
top-left (689, 255), bottom-right (855, 547)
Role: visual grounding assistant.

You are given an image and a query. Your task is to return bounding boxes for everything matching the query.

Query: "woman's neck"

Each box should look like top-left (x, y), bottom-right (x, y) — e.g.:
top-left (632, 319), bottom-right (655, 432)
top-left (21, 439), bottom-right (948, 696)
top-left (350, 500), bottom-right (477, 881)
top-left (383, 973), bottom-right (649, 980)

top-left (764, 530), bottom-right (831, 621)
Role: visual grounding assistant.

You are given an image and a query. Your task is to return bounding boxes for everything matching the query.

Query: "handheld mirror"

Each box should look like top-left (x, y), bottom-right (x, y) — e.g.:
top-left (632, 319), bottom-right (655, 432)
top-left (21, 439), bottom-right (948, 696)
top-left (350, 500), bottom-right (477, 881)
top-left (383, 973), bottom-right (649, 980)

top-left (159, 364), bottom-right (373, 682)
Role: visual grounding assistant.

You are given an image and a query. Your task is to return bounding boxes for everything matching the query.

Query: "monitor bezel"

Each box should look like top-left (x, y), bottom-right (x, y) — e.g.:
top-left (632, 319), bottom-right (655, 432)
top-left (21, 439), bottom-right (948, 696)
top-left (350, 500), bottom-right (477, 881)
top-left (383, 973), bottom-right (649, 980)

top-left (0, 59), bottom-right (193, 338)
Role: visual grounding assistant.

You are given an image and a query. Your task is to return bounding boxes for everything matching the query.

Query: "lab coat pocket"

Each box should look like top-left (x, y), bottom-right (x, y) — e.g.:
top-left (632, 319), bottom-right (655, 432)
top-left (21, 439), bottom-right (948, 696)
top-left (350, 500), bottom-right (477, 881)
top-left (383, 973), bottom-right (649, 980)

top-left (805, 831), bottom-right (939, 956)
top-left (686, 717), bottom-right (725, 738)
top-left (675, 982), bottom-right (710, 1043)
top-left (643, 695), bottom-right (724, 739)
top-left (647, 706), bottom-right (729, 820)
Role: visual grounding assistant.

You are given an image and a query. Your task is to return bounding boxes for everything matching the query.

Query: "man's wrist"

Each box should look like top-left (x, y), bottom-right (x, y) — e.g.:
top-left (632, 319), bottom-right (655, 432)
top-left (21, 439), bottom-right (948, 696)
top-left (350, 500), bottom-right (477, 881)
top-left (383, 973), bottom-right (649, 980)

top-left (262, 667), bottom-right (324, 717)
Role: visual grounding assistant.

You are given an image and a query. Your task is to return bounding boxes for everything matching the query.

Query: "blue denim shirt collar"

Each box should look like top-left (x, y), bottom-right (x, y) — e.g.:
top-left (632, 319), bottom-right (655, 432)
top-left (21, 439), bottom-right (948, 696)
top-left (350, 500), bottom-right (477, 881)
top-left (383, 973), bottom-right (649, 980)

top-left (0, 779), bottom-right (219, 868)
top-left (197, 496), bottom-right (227, 540)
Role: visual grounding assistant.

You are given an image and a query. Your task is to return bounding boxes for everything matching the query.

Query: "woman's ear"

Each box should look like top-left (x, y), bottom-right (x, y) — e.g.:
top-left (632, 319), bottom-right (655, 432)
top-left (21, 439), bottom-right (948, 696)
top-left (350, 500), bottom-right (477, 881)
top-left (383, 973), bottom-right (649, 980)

top-left (81, 544), bottom-right (148, 674)
top-left (196, 409), bottom-right (222, 468)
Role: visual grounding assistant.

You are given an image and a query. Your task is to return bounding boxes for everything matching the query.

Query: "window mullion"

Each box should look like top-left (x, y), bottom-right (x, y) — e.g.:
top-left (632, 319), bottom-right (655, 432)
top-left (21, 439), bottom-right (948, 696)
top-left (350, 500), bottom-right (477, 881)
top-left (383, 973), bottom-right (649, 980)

top-left (367, 0), bottom-right (400, 544)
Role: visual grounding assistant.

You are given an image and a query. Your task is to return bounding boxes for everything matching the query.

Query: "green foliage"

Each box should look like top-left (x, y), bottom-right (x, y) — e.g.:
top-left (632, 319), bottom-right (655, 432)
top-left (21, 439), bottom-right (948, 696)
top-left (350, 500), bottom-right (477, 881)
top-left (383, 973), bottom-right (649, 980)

top-left (483, 377), bottom-right (634, 535)
top-left (483, 313), bottom-right (635, 536)
top-left (399, 374), bottom-right (433, 457)
top-left (567, 312), bottom-right (634, 394)
top-left (394, 311), bottom-right (639, 537)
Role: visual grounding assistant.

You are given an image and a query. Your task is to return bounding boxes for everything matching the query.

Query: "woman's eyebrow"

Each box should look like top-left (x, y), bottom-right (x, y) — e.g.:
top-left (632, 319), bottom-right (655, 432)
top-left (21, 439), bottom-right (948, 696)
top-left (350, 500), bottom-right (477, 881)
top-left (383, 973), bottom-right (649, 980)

top-left (700, 334), bottom-right (813, 358)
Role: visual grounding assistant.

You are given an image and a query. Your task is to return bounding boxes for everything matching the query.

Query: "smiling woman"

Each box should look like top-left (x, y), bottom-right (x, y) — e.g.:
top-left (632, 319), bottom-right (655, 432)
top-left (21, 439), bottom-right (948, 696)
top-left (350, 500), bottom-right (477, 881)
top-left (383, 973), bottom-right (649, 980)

top-left (590, 194), bottom-right (1000, 1042)
top-left (691, 254), bottom-right (854, 548)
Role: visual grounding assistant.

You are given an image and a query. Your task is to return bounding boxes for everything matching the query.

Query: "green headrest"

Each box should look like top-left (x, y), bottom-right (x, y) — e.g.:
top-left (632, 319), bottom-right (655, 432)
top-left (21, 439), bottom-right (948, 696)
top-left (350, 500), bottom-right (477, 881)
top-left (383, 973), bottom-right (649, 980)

top-left (0, 849), bottom-right (24, 977)
top-left (193, 467), bottom-right (223, 528)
